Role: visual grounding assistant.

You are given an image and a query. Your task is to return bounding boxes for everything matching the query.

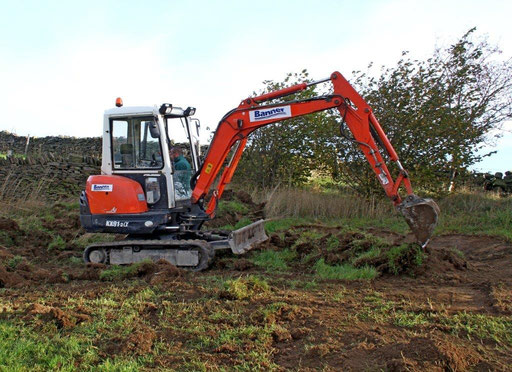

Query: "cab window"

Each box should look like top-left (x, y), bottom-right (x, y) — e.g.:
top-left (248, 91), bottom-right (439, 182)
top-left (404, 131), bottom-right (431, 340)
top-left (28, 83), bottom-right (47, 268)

top-left (111, 117), bottom-right (163, 169)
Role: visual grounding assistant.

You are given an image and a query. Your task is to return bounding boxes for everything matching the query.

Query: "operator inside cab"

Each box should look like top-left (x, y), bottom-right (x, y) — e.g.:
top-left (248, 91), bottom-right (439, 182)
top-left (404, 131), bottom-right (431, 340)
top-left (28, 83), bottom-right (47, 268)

top-left (170, 146), bottom-right (192, 200)
top-left (170, 146), bottom-right (191, 171)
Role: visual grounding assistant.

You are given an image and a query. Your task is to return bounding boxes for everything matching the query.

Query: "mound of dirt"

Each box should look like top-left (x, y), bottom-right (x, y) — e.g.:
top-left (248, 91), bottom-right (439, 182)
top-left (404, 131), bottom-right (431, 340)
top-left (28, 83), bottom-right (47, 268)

top-left (259, 227), bottom-right (469, 278)
top-left (416, 246), bottom-right (468, 277)
top-left (25, 303), bottom-right (91, 329)
top-left (0, 257), bottom-right (73, 288)
top-left (272, 325), bottom-right (293, 342)
top-left (148, 259), bottom-right (184, 285)
top-left (0, 264), bottom-right (26, 288)
top-left (234, 190), bottom-right (254, 205)
top-left (0, 202), bottom-right (91, 268)
top-left (123, 326), bottom-right (156, 354)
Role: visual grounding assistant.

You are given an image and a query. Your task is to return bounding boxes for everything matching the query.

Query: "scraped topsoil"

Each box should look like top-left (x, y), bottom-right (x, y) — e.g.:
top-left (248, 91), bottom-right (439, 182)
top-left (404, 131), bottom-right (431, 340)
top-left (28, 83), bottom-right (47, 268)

top-left (1, 198), bottom-right (512, 370)
top-left (1, 195), bottom-right (511, 314)
top-left (251, 224), bottom-right (503, 284)
top-left (2, 214), bottom-right (508, 289)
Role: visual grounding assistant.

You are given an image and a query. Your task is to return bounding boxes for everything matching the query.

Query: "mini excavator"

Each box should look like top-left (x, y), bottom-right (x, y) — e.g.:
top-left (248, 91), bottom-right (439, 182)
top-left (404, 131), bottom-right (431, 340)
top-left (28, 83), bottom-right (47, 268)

top-left (79, 71), bottom-right (440, 270)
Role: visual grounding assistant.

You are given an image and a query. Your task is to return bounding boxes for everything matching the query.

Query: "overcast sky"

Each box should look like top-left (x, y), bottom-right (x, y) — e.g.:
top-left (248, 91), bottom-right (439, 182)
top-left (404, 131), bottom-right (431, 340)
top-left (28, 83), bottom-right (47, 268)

top-left (0, 0), bottom-right (510, 172)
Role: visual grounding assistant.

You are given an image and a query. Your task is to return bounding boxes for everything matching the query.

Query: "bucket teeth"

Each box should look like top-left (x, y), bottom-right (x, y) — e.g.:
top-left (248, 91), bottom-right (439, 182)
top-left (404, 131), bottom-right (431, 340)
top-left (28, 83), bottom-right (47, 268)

top-left (397, 195), bottom-right (440, 248)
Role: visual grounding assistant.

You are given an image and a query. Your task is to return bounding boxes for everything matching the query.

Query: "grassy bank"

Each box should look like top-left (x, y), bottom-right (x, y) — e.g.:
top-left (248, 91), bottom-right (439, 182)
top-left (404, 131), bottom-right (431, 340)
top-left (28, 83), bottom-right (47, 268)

top-left (257, 188), bottom-right (512, 241)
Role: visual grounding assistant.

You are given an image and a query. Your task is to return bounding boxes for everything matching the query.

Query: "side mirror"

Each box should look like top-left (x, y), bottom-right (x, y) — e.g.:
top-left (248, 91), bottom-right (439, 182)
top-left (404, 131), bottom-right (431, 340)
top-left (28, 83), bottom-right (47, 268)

top-left (149, 121), bottom-right (161, 138)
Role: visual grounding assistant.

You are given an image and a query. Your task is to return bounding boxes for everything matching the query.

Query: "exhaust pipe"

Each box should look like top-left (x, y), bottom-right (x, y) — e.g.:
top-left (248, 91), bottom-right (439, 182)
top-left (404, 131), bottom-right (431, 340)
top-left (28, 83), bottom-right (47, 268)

top-left (397, 194), bottom-right (440, 248)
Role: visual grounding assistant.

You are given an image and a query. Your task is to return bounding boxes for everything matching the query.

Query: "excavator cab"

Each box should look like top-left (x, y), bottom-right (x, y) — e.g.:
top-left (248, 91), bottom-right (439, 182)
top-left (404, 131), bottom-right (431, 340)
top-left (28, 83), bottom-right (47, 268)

top-left (81, 104), bottom-right (197, 232)
top-left (101, 103), bottom-right (201, 209)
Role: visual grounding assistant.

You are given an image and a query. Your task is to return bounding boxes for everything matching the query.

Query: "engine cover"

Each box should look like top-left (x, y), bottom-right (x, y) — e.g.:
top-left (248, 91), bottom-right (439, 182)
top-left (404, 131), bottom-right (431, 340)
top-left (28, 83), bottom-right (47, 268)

top-left (85, 175), bottom-right (148, 214)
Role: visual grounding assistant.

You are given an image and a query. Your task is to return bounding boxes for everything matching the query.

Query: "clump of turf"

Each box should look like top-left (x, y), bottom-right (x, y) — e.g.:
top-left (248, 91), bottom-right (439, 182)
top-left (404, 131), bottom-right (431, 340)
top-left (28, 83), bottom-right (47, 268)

top-left (220, 275), bottom-right (271, 300)
top-left (254, 226), bottom-right (428, 279)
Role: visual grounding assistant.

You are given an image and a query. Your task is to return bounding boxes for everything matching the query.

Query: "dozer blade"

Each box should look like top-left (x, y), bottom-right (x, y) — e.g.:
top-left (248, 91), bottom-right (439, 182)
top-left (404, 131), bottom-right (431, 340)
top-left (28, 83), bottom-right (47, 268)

top-left (228, 219), bottom-right (268, 255)
top-left (397, 194), bottom-right (440, 248)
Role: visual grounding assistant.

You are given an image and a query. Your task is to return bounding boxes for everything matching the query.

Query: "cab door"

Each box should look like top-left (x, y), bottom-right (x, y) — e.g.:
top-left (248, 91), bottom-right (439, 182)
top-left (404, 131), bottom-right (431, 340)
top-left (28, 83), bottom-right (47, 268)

top-left (110, 116), bottom-right (173, 209)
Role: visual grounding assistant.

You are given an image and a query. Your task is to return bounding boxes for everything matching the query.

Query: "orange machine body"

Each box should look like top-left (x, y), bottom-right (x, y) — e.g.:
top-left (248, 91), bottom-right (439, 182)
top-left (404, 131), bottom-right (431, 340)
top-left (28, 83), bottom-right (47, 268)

top-left (85, 175), bottom-right (148, 214)
top-left (192, 72), bottom-right (414, 216)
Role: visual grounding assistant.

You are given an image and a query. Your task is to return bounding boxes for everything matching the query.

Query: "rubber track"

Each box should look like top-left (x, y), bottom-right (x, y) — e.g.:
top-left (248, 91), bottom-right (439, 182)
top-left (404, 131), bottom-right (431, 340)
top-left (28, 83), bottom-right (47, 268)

top-left (83, 239), bottom-right (215, 271)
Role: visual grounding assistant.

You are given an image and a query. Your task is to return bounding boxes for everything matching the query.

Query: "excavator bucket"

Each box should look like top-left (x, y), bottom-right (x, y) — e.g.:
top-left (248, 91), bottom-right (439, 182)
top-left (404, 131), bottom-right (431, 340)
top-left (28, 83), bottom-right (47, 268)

top-left (397, 195), bottom-right (440, 248)
top-left (228, 219), bottom-right (268, 255)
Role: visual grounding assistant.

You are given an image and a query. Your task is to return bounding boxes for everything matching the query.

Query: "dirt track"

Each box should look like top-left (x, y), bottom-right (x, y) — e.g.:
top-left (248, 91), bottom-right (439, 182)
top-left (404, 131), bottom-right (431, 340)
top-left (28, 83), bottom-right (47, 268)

top-left (1, 208), bottom-right (511, 370)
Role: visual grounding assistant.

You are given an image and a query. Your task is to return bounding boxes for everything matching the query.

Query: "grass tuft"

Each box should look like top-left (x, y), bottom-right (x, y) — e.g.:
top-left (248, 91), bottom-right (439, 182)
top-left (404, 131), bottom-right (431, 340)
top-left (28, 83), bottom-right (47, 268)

top-left (6, 255), bottom-right (23, 270)
top-left (48, 235), bottom-right (66, 251)
top-left (386, 243), bottom-right (424, 275)
top-left (252, 249), bottom-right (297, 272)
top-left (222, 276), bottom-right (270, 300)
top-left (99, 260), bottom-right (152, 281)
top-left (313, 259), bottom-right (378, 280)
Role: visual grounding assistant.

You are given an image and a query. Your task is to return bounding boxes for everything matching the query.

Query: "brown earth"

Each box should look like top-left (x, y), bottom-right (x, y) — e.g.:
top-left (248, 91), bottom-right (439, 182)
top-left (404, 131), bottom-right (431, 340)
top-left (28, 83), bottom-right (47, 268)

top-left (257, 231), bottom-right (512, 370)
top-left (24, 303), bottom-right (91, 329)
top-left (0, 202), bottom-right (511, 369)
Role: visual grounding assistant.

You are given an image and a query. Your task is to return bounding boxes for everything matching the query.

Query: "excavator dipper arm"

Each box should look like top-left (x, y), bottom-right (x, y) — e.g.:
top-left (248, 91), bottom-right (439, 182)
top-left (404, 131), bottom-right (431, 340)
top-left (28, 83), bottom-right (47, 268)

top-left (192, 71), bottom-right (439, 246)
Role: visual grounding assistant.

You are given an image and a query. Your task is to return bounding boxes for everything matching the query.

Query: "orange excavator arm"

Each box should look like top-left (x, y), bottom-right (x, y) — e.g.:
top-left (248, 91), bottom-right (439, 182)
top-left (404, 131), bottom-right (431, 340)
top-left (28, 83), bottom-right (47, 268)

top-left (191, 71), bottom-right (439, 246)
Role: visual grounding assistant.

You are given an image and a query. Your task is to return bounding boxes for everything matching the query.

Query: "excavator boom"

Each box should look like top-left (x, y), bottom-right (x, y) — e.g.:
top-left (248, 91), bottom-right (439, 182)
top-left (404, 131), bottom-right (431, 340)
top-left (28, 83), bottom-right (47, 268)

top-left (192, 71), bottom-right (439, 246)
top-left (80, 69), bottom-right (439, 270)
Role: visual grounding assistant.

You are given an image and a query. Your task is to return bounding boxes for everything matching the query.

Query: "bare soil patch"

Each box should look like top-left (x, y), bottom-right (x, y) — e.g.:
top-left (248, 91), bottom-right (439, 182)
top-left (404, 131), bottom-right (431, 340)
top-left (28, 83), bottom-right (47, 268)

top-left (1, 203), bottom-right (511, 370)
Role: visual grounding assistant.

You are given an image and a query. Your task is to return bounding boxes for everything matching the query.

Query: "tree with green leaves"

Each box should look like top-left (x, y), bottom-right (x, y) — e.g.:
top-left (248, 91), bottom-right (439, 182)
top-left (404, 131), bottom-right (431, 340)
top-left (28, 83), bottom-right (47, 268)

top-left (235, 29), bottom-right (512, 194)
top-left (234, 70), bottom-right (337, 188)
top-left (345, 28), bottom-right (512, 193)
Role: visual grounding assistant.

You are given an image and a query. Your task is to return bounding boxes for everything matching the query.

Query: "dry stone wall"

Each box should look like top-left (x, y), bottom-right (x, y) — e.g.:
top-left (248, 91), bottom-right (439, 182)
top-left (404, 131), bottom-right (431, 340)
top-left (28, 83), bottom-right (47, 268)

top-left (0, 131), bottom-right (210, 201)
top-left (0, 131), bottom-right (101, 200)
top-left (0, 131), bottom-right (101, 157)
